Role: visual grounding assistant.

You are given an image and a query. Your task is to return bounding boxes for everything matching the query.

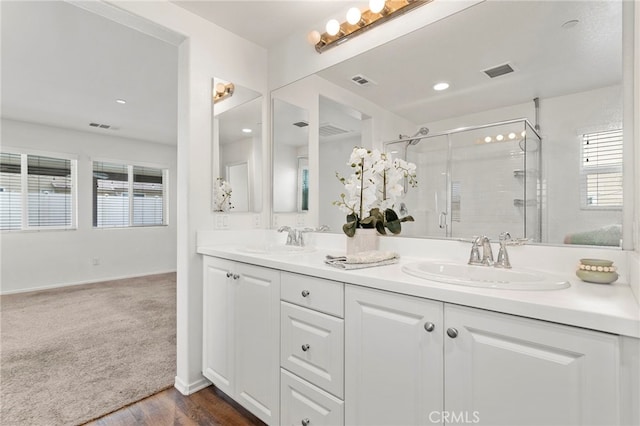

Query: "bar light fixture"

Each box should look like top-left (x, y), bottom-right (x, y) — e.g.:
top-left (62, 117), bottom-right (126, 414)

top-left (213, 82), bottom-right (235, 104)
top-left (308, 0), bottom-right (431, 53)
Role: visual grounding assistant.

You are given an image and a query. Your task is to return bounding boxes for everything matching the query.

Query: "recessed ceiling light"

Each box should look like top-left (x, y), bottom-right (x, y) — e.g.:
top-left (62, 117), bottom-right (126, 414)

top-left (242, 128), bottom-right (252, 133)
top-left (433, 82), bottom-right (449, 91)
top-left (116, 99), bottom-right (126, 104)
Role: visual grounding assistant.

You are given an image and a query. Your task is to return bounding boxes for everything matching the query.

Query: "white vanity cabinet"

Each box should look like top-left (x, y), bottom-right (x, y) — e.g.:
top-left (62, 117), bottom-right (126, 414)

top-left (345, 285), bottom-right (621, 426)
top-left (202, 256), bottom-right (281, 425)
top-left (280, 272), bottom-right (345, 426)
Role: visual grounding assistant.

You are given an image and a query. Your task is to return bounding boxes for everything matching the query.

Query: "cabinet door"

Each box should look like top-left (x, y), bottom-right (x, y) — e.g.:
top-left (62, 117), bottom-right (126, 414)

top-left (444, 304), bottom-right (620, 426)
top-left (235, 263), bottom-right (281, 425)
top-left (202, 257), bottom-right (235, 397)
top-left (345, 285), bottom-right (444, 426)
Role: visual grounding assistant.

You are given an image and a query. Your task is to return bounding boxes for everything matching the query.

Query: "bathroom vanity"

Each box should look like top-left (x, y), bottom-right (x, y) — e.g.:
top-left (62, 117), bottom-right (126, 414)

top-left (198, 231), bottom-right (639, 426)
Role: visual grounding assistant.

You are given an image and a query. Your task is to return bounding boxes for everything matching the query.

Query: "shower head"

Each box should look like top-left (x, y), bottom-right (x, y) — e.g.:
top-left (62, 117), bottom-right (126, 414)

top-left (407, 127), bottom-right (429, 145)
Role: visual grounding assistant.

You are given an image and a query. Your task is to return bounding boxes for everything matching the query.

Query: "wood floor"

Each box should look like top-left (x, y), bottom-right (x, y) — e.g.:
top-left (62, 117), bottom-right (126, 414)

top-left (85, 386), bottom-right (265, 426)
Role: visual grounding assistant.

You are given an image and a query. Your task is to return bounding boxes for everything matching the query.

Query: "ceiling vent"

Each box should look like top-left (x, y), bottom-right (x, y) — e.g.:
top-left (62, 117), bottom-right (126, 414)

top-left (89, 122), bottom-right (112, 129)
top-left (350, 74), bottom-right (377, 87)
top-left (483, 63), bottom-right (515, 79)
top-left (319, 123), bottom-right (350, 137)
top-left (292, 121), bottom-right (309, 127)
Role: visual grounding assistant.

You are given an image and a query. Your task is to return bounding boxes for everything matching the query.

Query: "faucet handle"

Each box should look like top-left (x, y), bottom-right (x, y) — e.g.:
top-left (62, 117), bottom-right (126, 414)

top-left (468, 236), bottom-right (482, 265)
top-left (495, 232), bottom-right (512, 269)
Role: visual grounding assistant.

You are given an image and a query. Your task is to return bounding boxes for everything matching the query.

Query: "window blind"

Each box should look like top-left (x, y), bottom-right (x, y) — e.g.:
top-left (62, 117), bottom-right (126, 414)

top-left (581, 129), bottom-right (623, 208)
top-left (94, 161), bottom-right (166, 228)
top-left (27, 155), bottom-right (73, 227)
top-left (0, 153), bottom-right (22, 230)
top-left (132, 166), bottom-right (164, 226)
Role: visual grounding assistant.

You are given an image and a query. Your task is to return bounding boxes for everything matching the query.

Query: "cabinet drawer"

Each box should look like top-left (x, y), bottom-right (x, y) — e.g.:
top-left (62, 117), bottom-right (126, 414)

top-left (281, 369), bottom-right (344, 426)
top-left (281, 272), bottom-right (344, 318)
top-left (281, 302), bottom-right (344, 398)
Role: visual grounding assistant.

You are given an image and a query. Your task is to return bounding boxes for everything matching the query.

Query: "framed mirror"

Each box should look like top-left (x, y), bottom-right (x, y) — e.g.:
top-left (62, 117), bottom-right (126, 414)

top-left (289, 0), bottom-right (626, 247)
top-left (272, 98), bottom-right (310, 213)
top-left (212, 78), bottom-right (262, 213)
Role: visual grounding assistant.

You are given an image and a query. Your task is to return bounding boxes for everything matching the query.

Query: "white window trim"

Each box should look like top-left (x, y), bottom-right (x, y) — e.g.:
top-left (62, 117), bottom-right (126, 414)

top-left (1, 149), bottom-right (78, 232)
top-left (92, 159), bottom-right (169, 229)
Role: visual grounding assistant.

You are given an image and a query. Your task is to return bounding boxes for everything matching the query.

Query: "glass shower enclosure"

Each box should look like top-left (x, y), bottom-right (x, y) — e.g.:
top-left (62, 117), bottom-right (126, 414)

top-left (386, 119), bottom-right (541, 242)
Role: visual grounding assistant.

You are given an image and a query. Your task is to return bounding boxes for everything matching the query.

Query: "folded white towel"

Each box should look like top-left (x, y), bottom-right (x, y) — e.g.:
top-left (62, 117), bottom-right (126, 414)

top-left (325, 250), bottom-right (399, 270)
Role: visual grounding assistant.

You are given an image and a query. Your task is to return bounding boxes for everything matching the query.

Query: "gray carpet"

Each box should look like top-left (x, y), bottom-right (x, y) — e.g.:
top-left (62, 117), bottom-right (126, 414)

top-left (0, 273), bottom-right (177, 425)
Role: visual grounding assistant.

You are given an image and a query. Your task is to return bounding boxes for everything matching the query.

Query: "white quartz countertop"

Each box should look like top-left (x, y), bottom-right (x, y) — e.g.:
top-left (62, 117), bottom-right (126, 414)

top-left (197, 244), bottom-right (640, 339)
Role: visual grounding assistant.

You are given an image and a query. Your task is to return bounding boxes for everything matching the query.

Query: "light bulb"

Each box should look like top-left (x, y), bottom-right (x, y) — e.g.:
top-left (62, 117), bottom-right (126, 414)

top-left (242, 128), bottom-right (252, 134)
top-left (346, 7), bottom-right (362, 25)
top-left (369, 0), bottom-right (386, 14)
top-left (326, 19), bottom-right (341, 36)
top-left (496, 134), bottom-right (504, 141)
top-left (484, 136), bottom-right (492, 143)
top-left (306, 30), bottom-right (321, 45)
top-left (521, 130), bottom-right (527, 137)
top-left (508, 132), bottom-right (516, 139)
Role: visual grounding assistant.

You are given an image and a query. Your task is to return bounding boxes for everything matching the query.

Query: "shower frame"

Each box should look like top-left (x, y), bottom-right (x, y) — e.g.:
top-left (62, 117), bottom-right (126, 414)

top-left (384, 118), bottom-right (542, 241)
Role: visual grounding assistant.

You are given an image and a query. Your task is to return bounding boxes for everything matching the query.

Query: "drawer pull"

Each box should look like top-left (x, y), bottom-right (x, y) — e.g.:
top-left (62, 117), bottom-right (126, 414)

top-left (232, 274), bottom-right (240, 280)
top-left (301, 418), bottom-right (311, 426)
top-left (301, 344), bottom-right (310, 352)
top-left (424, 322), bottom-right (435, 332)
top-left (226, 272), bottom-right (233, 278)
top-left (447, 328), bottom-right (459, 338)
top-left (301, 290), bottom-right (310, 297)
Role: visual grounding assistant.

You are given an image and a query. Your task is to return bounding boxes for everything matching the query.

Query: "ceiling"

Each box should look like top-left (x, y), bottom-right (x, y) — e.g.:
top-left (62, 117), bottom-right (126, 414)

top-left (1, 1), bottom-right (179, 145)
top-left (1, 1), bottom-right (623, 148)
top-left (170, 1), bottom-right (355, 49)
top-left (317, 0), bottom-right (622, 125)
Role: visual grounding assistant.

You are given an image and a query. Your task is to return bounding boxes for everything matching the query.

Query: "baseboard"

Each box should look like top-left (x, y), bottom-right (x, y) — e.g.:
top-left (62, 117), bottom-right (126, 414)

top-left (174, 375), bottom-right (211, 395)
top-left (0, 270), bottom-right (177, 295)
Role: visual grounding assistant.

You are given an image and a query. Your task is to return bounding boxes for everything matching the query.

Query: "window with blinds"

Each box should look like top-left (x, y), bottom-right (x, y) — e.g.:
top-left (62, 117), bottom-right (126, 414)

top-left (581, 129), bottom-right (623, 209)
top-left (93, 161), bottom-right (166, 228)
top-left (0, 152), bottom-right (76, 230)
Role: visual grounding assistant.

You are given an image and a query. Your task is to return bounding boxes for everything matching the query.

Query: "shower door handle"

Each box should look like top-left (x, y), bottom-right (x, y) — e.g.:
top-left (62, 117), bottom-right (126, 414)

top-left (438, 212), bottom-right (448, 229)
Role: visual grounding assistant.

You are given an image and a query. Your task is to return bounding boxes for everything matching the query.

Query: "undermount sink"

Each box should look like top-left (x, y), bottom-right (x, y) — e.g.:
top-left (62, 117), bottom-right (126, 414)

top-left (238, 244), bottom-right (316, 255)
top-left (402, 261), bottom-right (570, 290)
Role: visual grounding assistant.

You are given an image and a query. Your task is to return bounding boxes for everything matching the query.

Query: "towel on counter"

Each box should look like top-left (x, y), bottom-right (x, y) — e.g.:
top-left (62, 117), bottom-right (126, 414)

top-left (325, 250), bottom-right (399, 270)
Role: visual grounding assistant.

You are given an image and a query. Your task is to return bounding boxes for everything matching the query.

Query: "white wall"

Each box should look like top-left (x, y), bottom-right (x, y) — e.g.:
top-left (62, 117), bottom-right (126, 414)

top-left (109, 0), bottom-right (268, 394)
top-left (0, 118), bottom-right (177, 294)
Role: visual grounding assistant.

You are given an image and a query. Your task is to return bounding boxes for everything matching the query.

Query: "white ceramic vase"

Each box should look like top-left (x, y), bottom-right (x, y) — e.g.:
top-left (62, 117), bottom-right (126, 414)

top-left (346, 228), bottom-right (379, 254)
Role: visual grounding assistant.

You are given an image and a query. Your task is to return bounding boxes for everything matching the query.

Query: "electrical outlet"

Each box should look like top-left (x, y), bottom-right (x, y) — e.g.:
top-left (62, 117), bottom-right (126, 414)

top-left (253, 214), bottom-right (261, 228)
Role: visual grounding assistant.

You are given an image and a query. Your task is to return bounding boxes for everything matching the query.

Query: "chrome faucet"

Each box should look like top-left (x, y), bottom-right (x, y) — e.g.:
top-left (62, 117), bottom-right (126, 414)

top-left (278, 225), bottom-right (330, 247)
top-left (278, 226), bottom-right (300, 246)
top-left (468, 236), bottom-right (494, 266)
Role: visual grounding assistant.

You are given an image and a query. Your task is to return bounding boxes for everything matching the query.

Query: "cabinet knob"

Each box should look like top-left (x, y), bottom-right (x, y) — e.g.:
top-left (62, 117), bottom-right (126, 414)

top-left (226, 272), bottom-right (233, 278)
top-left (232, 274), bottom-right (240, 280)
top-left (447, 328), bottom-right (459, 338)
top-left (301, 290), bottom-right (310, 297)
top-left (424, 322), bottom-right (435, 332)
top-left (301, 418), bottom-right (311, 426)
top-left (301, 344), bottom-right (310, 352)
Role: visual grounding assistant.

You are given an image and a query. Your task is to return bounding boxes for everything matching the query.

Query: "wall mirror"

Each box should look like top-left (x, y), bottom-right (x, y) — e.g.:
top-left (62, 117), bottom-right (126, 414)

top-left (289, 0), bottom-right (626, 247)
top-left (212, 78), bottom-right (262, 213)
top-left (319, 96), bottom-right (366, 233)
top-left (272, 98), bottom-right (310, 213)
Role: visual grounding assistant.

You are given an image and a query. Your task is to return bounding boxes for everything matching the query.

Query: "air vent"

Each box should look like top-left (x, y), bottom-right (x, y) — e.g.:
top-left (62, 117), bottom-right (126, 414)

top-left (351, 74), bottom-right (377, 87)
top-left (319, 123), bottom-right (350, 137)
top-left (483, 63), bottom-right (515, 79)
top-left (292, 121), bottom-right (309, 127)
top-left (89, 122), bottom-right (113, 129)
